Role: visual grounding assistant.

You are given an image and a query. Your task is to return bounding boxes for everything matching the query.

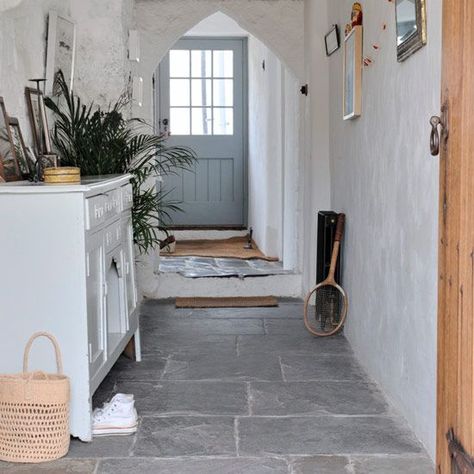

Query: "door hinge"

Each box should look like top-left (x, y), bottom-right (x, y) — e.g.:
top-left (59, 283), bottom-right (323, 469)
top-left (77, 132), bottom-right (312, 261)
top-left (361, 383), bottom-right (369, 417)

top-left (88, 343), bottom-right (93, 364)
top-left (86, 254), bottom-right (90, 277)
top-left (447, 429), bottom-right (474, 473)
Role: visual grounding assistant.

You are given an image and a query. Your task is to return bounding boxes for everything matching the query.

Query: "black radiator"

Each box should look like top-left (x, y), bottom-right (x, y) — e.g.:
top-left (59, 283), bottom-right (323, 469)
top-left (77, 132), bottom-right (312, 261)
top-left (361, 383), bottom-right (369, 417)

top-left (316, 211), bottom-right (342, 284)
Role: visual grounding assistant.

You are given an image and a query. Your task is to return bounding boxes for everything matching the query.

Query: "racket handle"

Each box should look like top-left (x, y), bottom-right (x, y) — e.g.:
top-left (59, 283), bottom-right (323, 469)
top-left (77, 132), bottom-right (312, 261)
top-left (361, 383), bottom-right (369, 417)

top-left (334, 214), bottom-right (346, 242)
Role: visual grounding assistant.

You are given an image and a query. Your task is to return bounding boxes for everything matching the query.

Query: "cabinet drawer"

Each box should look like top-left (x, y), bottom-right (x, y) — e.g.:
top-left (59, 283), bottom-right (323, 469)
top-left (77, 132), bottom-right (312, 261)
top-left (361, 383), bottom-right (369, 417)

top-left (86, 190), bottom-right (121, 230)
top-left (86, 195), bottom-right (106, 230)
top-left (121, 184), bottom-right (133, 211)
top-left (104, 220), bottom-right (122, 253)
top-left (104, 189), bottom-right (121, 221)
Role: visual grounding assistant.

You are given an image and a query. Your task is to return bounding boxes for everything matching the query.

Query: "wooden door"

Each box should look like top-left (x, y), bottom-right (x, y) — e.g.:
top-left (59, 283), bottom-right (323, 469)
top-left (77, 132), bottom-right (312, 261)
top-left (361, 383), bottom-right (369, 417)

top-left (437, 0), bottom-right (474, 471)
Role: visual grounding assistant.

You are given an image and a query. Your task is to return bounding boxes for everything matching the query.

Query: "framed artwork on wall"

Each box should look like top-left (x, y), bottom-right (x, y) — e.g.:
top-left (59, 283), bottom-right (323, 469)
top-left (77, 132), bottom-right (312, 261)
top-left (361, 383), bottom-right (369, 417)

top-left (45, 11), bottom-right (76, 96)
top-left (343, 25), bottom-right (363, 120)
top-left (395, 0), bottom-right (427, 62)
top-left (0, 98), bottom-right (21, 182)
top-left (25, 87), bottom-right (52, 155)
top-left (325, 25), bottom-right (341, 56)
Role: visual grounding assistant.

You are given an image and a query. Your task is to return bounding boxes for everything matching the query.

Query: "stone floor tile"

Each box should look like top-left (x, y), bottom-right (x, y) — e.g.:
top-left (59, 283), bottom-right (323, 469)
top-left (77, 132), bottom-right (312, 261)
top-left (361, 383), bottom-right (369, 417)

top-left (290, 455), bottom-right (352, 474)
top-left (68, 435), bottom-right (134, 458)
top-left (250, 381), bottom-right (388, 416)
top-left (238, 416), bottom-right (423, 456)
top-left (133, 416), bottom-right (236, 457)
top-left (189, 304), bottom-right (304, 319)
top-left (140, 317), bottom-right (265, 336)
top-left (263, 319), bottom-right (310, 336)
top-left (115, 380), bottom-right (248, 416)
top-left (98, 457), bottom-right (288, 473)
top-left (280, 354), bottom-right (366, 382)
top-left (238, 334), bottom-right (352, 355)
top-left (141, 334), bottom-right (237, 356)
top-left (162, 352), bottom-right (283, 381)
top-left (108, 355), bottom-right (167, 382)
top-left (0, 459), bottom-right (97, 474)
top-left (352, 455), bottom-right (434, 473)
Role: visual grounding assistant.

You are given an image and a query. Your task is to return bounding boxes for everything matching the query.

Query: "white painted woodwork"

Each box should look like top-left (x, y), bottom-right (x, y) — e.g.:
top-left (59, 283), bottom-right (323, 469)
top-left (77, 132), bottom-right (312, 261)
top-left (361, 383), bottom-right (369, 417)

top-left (0, 175), bottom-right (140, 442)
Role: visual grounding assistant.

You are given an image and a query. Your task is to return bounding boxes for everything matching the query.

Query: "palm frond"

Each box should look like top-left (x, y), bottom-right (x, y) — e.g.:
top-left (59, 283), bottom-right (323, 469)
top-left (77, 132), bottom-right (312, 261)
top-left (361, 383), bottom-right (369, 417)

top-left (45, 71), bottom-right (197, 253)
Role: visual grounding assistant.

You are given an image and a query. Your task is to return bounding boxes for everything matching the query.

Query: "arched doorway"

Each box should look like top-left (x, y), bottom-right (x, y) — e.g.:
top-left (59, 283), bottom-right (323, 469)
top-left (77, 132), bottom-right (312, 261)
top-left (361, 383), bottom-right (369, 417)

top-left (135, 5), bottom-right (304, 274)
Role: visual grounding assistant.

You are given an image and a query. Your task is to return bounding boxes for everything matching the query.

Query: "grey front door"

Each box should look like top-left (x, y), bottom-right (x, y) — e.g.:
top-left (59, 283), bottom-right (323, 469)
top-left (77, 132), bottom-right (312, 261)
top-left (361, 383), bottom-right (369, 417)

top-left (158, 38), bottom-right (247, 227)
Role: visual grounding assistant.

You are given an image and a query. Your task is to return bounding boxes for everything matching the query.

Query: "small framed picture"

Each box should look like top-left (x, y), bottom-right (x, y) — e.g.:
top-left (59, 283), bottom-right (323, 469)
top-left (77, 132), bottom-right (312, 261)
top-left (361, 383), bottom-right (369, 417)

top-left (343, 26), bottom-right (363, 120)
top-left (8, 117), bottom-right (32, 178)
top-left (25, 87), bottom-right (52, 155)
top-left (325, 25), bottom-right (340, 57)
top-left (0, 97), bottom-right (21, 182)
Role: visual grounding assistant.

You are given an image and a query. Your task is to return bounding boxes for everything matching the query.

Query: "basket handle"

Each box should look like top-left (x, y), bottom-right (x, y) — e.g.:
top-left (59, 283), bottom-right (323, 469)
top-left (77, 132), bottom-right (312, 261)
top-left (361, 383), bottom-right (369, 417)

top-left (23, 332), bottom-right (63, 375)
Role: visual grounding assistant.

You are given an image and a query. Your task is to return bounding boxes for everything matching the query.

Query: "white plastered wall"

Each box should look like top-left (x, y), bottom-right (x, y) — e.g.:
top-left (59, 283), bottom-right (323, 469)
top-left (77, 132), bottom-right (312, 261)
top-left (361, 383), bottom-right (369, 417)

top-left (134, 0), bottom-right (304, 124)
top-left (303, 0), bottom-right (441, 459)
top-left (0, 0), bottom-right (71, 142)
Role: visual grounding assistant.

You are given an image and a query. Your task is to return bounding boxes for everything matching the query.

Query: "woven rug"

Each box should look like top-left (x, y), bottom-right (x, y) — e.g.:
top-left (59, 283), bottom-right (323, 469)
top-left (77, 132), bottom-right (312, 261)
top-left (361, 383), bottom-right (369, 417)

top-left (166, 237), bottom-right (278, 261)
top-left (175, 296), bottom-right (279, 308)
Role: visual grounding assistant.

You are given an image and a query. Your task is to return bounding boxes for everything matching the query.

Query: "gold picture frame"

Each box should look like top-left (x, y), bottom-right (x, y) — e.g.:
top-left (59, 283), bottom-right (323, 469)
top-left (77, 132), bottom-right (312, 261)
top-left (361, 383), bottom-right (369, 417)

top-left (396, 0), bottom-right (427, 62)
top-left (343, 26), bottom-right (363, 121)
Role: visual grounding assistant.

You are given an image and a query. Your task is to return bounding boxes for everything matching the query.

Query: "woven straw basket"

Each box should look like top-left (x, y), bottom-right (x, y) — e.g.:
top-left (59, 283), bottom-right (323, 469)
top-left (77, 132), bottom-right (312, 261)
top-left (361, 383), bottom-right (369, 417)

top-left (0, 332), bottom-right (70, 463)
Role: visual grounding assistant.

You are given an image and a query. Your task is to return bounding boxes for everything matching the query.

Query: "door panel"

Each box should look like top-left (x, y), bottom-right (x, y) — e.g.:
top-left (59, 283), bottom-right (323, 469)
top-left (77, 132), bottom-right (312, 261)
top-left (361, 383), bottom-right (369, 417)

top-left (158, 38), bottom-right (246, 226)
top-left (86, 232), bottom-right (105, 378)
top-left (437, 0), bottom-right (474, 471)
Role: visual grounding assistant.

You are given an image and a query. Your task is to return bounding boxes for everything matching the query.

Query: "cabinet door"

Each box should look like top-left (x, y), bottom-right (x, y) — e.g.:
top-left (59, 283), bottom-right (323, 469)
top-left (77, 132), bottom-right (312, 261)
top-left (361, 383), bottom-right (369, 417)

top-left (123, 216), bottom-right (137, 318)
top-left (86, 232), bottom-right (105, 377)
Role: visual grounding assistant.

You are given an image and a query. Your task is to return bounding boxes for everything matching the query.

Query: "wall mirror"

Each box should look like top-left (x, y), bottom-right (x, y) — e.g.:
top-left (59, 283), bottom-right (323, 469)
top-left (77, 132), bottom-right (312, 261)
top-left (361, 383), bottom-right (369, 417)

top-left (395, 0), bottom-right (427, 62)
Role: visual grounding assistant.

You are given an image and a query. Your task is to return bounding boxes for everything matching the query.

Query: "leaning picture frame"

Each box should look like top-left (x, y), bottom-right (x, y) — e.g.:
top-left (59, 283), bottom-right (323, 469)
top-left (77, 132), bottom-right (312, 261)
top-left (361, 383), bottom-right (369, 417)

top-left (8, 117), bottom-right (32, 179)
top-left (45, 11), bottom-right (76, 96)
top-left (0, 97), bottom-right (21, 182)
top-left (343, 26), bottom-right (363, 120)
top-left (25, 87), bottom-right (52, 155)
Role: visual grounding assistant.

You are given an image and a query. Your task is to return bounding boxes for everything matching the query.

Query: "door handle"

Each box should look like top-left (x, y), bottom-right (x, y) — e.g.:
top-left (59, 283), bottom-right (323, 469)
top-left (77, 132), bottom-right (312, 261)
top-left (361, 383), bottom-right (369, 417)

top-left (430, 103), bottom-right (449, 156)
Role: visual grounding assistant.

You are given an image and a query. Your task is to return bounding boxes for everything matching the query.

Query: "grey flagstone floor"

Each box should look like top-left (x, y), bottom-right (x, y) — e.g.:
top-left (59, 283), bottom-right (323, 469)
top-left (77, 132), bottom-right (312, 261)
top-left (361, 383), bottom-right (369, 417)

top-left (1, 300), bottom-right (434, 473)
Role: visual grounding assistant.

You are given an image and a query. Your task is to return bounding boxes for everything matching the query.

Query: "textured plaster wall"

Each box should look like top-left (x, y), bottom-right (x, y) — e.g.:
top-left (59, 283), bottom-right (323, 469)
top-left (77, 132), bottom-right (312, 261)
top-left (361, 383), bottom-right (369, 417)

top-left (248, 36), bottom-right (302, 266)
top-left (301, 0), bottom-right (331, 292)
top-left (248, 36), bottom-right (283, 259)
top-left (71, 0), bottom-right (133, 107)
top-left (325, 0), bottom-right (441, 459)
top-left (0, 0), bottom-right (133, 147)
top-left (134, 0), bottom-right (304, 123)
top-left (0, 0), bottom-right (71, 143)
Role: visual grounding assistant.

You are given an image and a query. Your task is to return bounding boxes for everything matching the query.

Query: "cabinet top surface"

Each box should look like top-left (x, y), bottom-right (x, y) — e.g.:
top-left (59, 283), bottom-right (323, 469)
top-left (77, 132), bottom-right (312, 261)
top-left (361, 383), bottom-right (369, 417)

top-left (0, 174), bottom-right (131, 195)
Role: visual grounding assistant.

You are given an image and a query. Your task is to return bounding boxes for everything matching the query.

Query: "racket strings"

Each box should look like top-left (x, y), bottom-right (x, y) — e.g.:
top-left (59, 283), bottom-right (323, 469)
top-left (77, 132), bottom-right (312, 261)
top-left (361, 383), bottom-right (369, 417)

top-left (313, 285), bottom-right (345, 334)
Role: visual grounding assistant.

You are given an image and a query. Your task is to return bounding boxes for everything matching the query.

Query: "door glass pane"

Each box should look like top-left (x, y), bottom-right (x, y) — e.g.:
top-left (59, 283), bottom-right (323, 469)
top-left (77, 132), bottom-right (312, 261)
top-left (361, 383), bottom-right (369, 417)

top-left (192, 79), bottom-right (212, 106)
top-left (170, 108), bottom-right (190, 135)
top-left (213, 79), bottom-right (233, 107)
top-left (213, 108), bottom-right (233, 135)
top-left (192, 108), bottom-right (213, 135)
top-left (191, 50), bottom-right (212, 77)
top-left (170, 79), bottom-right (190, 106)
top-left (213, 50), bottom-right (233, 77)
top-left (170, 50), bottom-right (190, 77)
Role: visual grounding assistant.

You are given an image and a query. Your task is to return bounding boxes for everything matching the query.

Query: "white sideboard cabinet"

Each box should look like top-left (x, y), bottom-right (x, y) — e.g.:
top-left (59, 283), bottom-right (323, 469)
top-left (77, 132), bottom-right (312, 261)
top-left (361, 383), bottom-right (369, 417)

top-left (0, 175), bottom-right (141, 441)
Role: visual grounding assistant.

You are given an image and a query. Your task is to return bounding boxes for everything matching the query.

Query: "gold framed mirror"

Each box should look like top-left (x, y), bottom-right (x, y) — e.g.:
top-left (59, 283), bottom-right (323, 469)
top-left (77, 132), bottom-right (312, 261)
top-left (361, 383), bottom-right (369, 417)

top-left (395, 0), bottom-right (427, 62)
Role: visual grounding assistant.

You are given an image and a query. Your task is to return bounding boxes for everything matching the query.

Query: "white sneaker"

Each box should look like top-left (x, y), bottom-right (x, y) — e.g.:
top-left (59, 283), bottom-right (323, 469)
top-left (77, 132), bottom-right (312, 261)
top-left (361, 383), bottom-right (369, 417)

top-left (93, 393), bottom-right (138, 437)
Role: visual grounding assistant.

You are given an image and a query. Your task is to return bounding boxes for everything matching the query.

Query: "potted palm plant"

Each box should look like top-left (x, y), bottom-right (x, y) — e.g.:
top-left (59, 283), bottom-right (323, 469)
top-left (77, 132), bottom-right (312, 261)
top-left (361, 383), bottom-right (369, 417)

top-left (45, 72), bottom-right (195, 254)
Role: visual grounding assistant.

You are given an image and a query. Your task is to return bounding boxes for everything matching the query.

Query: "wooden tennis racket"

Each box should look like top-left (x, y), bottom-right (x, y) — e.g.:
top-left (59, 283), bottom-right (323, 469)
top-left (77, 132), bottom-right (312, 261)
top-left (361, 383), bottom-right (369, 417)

top-left (304, 213), bottom-right (348, 337)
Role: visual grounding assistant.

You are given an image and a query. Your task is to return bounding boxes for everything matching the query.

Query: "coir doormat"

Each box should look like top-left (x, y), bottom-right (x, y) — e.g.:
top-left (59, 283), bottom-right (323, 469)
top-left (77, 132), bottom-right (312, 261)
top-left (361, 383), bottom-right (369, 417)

top-left (175, 296), bottom-right (279, 308)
